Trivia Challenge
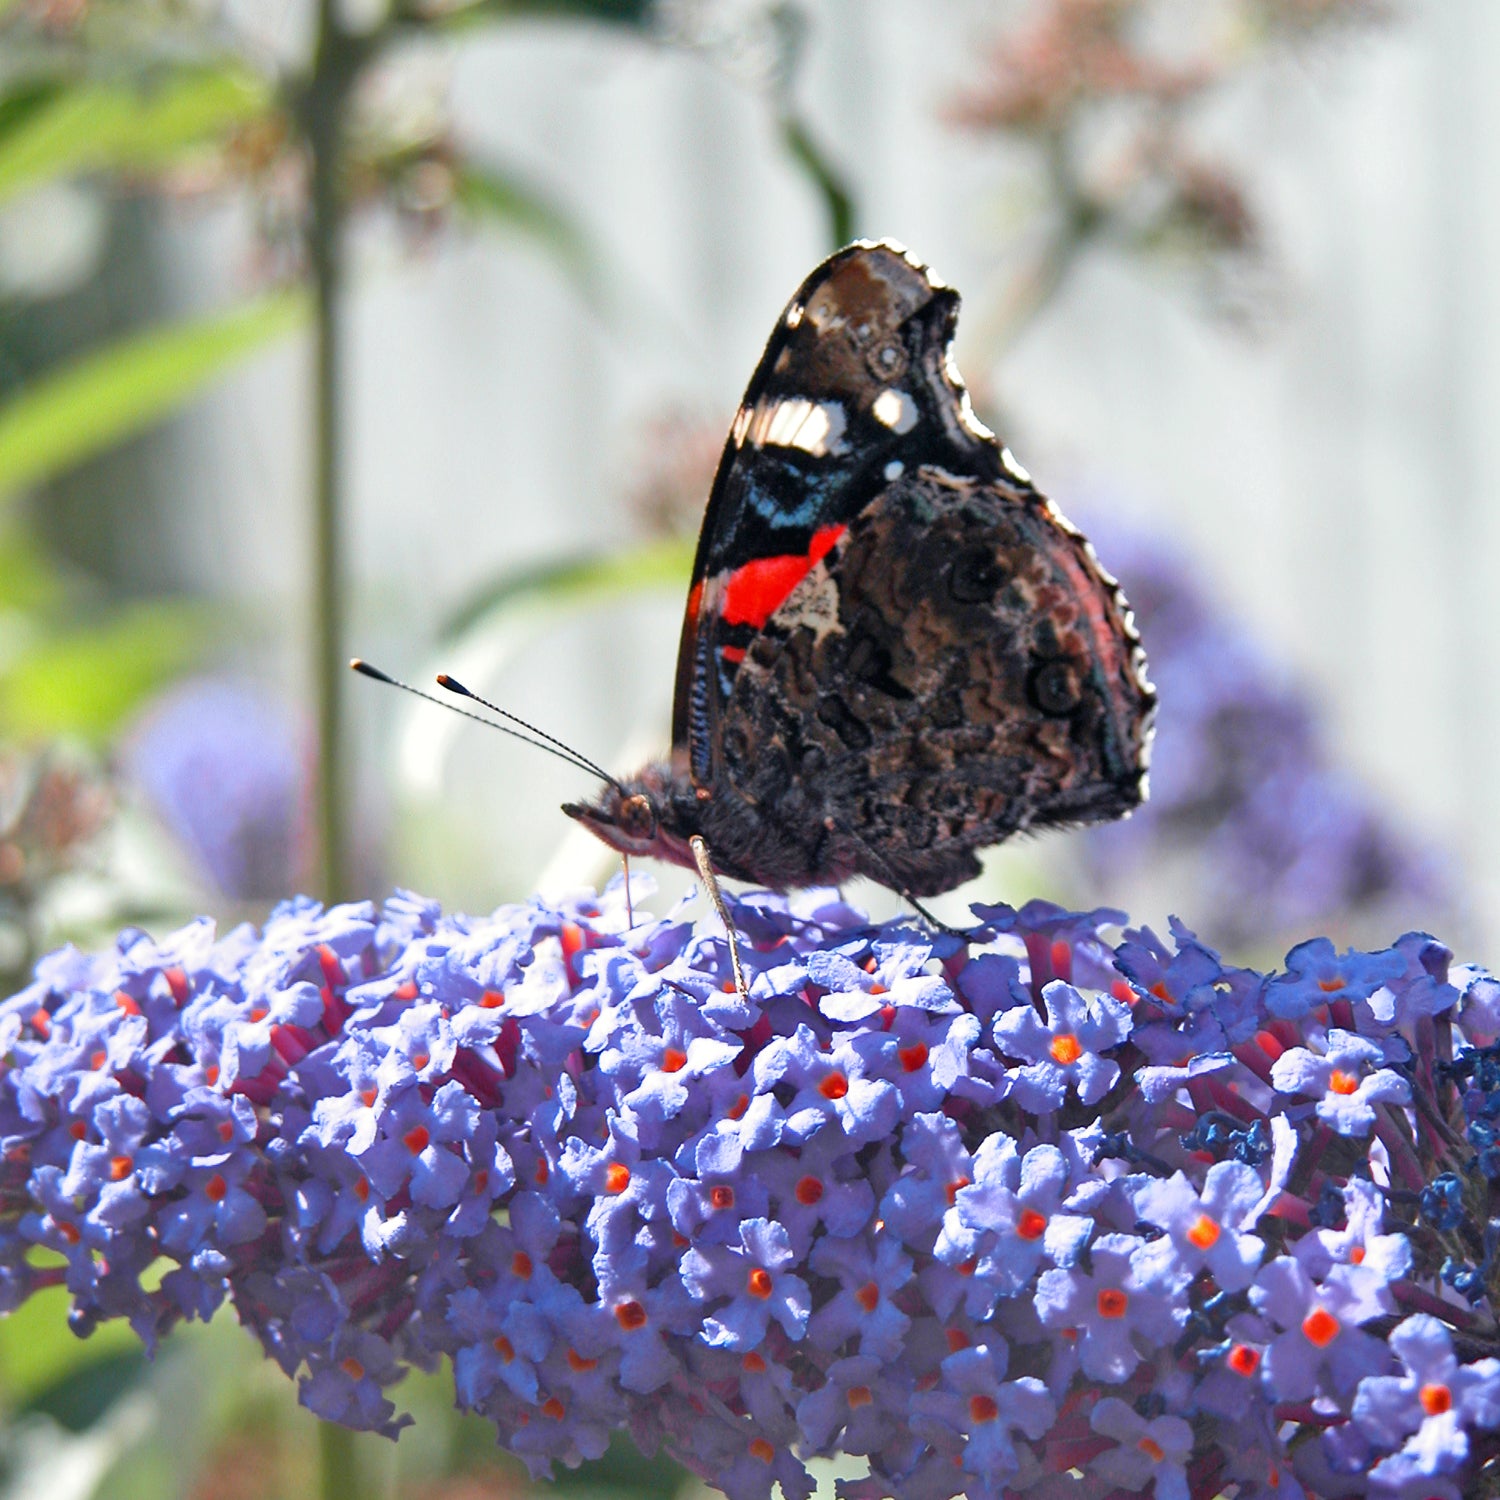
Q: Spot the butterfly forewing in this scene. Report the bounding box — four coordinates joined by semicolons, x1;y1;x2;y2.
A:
672;242;1003;788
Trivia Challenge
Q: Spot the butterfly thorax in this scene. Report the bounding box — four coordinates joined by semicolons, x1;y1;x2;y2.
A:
562;759;861;891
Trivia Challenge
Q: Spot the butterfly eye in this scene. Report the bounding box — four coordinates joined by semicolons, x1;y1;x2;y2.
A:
1028;659;1083;717
617;794;657;840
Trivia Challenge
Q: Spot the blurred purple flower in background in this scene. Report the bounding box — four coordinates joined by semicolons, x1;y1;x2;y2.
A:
1070;509;1452;951
125;678;306;902
4;880;1500;1497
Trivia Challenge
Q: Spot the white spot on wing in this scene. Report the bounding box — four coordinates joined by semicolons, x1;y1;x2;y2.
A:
746;397;847;457
872;388;917;433
884;459;904;481
786;303;803;328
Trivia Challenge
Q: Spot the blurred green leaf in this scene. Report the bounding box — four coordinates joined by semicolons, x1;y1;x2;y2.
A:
0;79;65;151
0;66;273;205
453;162;597;295
440;536;693;641
434;0;653;30
553;1433;688;1497
0;526;62;613
0;599;213;740
0;290;308;502
24;1347;149;1432
0;1282;141;1408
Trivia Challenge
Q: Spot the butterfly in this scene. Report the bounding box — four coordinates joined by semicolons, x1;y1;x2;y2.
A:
562;240;1155;928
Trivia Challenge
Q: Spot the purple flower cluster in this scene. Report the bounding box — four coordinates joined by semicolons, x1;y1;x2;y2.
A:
3;881;1500;1498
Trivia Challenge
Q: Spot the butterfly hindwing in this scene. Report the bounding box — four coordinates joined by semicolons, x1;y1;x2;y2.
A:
671;241;1006;787
713;464;1152;895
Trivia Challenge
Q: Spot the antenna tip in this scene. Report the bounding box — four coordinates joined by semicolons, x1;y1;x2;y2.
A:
436;673;473;698
350;658;391;683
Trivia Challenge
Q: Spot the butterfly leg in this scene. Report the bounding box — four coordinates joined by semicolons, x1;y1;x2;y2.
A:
622;852;634;927
902;892;990;941
689;834;748;1000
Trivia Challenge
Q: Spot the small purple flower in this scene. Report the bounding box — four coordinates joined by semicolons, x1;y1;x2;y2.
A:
1270;1027;1411;1135
1265;938;1408;1021
1353;1315;1500;1485
1250;1256;1394;1401
1129;1162;1267;1292
1090;1395;1195;1500
909;1343;1054;1488
993;980;1130;1110
1034;1233;1190;1383
682;1218;811;1351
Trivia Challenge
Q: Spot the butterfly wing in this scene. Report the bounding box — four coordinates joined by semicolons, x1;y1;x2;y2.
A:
715;467;1155;895
672;240;1003;788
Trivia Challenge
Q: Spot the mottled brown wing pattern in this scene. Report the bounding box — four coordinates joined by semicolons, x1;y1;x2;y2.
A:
715;468;1154;896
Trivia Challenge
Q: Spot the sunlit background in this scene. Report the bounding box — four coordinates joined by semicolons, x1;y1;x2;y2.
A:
0;0;1492;1494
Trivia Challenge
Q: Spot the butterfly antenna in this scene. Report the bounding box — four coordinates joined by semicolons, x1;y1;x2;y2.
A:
350;659;619;788
435;672;622;789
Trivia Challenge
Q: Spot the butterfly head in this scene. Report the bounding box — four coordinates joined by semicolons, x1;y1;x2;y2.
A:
562;760;701;869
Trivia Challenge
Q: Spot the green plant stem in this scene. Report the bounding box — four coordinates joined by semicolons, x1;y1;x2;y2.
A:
302;0;366;903
318;1421;360;1500
780;110;854;251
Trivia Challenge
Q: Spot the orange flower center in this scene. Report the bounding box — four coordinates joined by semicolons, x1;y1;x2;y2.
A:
1049;1033;1082;1065
968;1394;999;1424
1097;1288;1128;1319
848;1385;873;1409
1301;1307;1340;1347
1138;1436;1165;1463
605;1163;631;1194
615;1300;647;1331
1328;1069;1360;1096
747;1268;773;1299
1016;1209;1047;1241
1186;1214;1221;1250
1227;1344;1260;1377
1421;1383;1453;1416
820;1072;850;1100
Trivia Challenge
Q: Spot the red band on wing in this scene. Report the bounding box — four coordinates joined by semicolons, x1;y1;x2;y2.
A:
718;524;847;631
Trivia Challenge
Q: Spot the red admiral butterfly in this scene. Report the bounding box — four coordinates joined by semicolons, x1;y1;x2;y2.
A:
563;240;1155;917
